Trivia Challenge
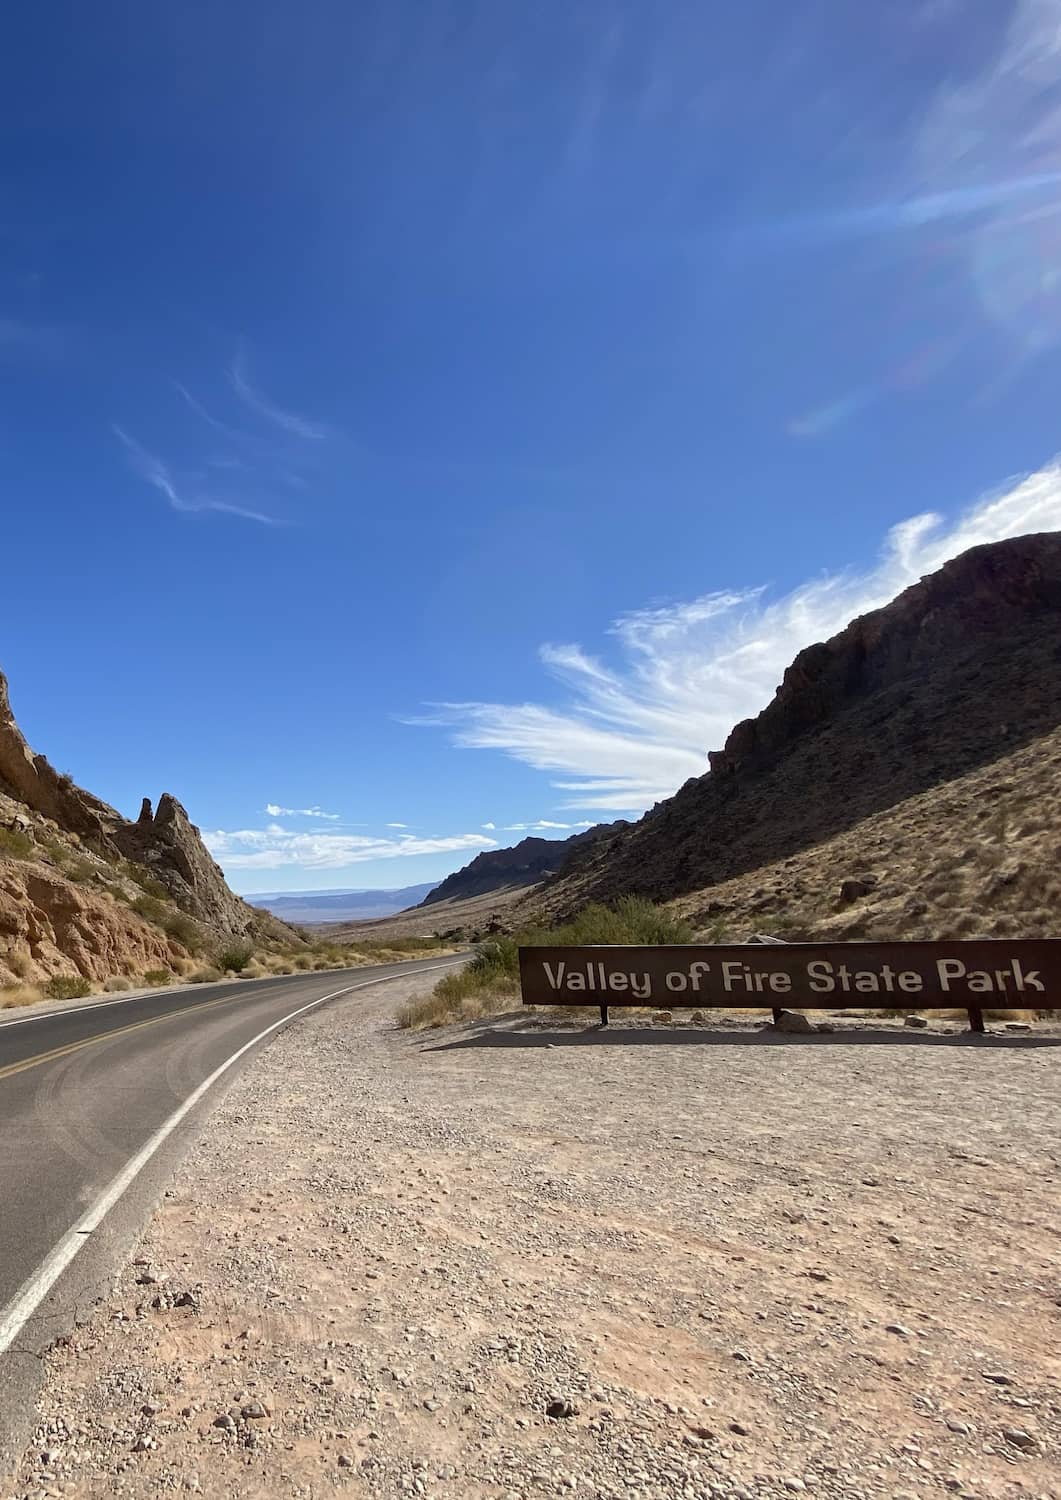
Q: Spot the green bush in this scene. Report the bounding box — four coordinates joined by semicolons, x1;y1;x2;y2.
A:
62;856;97;883
44;974;92;1000
216;943;253;973
131;893;168;925
121;862;170;901
141;968;172;987
162;911;204;951
0;827;35;860
399;898;693;1029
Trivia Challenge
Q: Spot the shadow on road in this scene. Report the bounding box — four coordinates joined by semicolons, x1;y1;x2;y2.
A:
420;1013;1061;1053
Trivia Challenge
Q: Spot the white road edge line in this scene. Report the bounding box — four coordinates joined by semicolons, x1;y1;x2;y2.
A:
0;960;461;1356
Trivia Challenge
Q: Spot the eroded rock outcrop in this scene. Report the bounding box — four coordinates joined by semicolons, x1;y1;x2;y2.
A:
112;794;255;936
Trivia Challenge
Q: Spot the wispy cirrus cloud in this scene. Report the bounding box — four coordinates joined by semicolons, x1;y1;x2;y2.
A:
117;343;329;527
419;461;1061;812
501;819;595;832
203;824;496;872
113;426;282;526
265;802;340;820
229;347;327;441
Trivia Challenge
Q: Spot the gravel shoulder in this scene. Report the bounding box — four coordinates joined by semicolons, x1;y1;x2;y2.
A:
5;979;1060;1500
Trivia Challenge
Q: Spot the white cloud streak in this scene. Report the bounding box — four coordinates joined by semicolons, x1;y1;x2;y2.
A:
203;825;497;872
113;426;281;526
265;803;340;820
501;819;596;831
424;462;1061;812
229;349;327;441
385;821;409;828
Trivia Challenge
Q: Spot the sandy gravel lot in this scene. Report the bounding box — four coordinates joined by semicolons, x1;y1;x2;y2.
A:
4;978;1060;1500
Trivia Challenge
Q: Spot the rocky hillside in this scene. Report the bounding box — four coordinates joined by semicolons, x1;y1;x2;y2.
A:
0;668;294;987
540;532;1061;916
419;823;626;907
670;721;1061;945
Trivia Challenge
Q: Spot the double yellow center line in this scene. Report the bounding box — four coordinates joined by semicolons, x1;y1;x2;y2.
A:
0;992;243;1085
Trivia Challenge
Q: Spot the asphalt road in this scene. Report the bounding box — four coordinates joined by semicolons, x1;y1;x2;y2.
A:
0;956;463;1468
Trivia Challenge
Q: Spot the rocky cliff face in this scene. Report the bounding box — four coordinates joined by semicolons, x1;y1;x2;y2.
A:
0;863;184;984
0;667;291;984
0;671;115;846
544;532;1061;911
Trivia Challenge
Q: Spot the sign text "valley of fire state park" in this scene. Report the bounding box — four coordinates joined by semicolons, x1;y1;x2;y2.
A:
518;940;1061;1008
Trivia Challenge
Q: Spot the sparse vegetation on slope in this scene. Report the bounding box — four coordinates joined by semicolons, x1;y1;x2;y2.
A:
670;723;1061;957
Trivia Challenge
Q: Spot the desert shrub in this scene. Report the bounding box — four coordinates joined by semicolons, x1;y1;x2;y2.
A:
141;968;172;987
161;911;204;951
1;982;44;1008
103;975;132;992
44;974;92;1000
398;898;692;1030
0;827;34;860
190;965;224;984
131;893;168;925
354;935;449;958
121;862;170;901
216;943;253;973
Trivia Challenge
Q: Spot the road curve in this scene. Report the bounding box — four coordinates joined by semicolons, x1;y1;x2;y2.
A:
0;957;464;1466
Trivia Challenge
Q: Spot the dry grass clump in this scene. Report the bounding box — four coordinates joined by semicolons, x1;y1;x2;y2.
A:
103;975;132;992
189;966;224;984
0;982;44;1009
5;949;33;980
397;972;520;1031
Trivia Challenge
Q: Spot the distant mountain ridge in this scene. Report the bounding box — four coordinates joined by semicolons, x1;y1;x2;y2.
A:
248;883;437;924
418;824;627;908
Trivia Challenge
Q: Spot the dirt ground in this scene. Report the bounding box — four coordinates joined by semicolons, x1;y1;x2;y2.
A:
5;978;1060;1500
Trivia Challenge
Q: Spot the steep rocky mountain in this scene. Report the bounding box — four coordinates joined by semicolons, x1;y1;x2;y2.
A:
539;532;1061;915
0;668;293;986
419;823;626;908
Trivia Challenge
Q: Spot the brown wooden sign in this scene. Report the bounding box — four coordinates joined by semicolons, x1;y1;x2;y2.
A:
519;940;1059;1027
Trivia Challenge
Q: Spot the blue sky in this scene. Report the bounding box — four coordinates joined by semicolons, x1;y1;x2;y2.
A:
3;1;1061;894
